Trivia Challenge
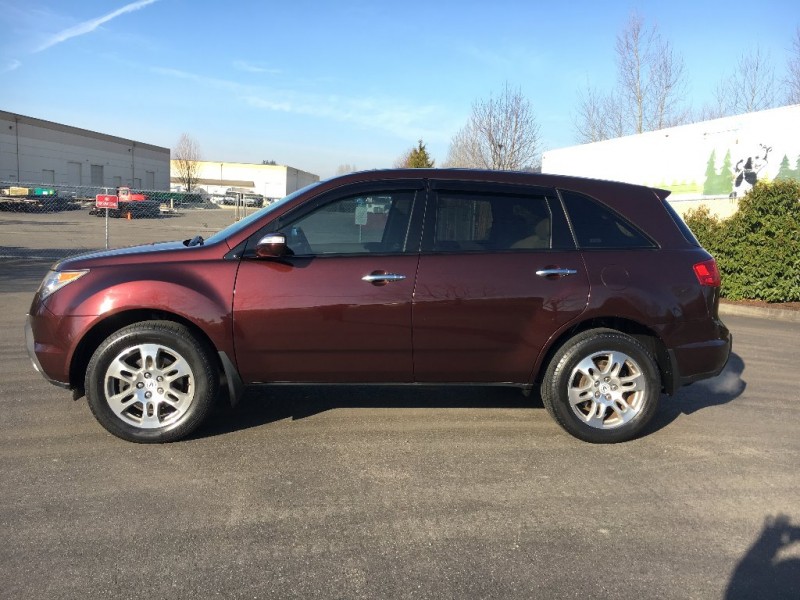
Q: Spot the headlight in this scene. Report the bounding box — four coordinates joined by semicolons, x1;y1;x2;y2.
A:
38;269;89;300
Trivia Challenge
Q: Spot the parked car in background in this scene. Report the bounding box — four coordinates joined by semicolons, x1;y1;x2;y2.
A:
26;169;731;444
219;192;264;207
242;193;264;207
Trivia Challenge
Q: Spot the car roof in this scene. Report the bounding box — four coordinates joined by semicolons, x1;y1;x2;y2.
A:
319;168;670;199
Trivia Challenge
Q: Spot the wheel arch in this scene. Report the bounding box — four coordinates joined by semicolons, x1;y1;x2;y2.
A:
533;316;676;395
69;309;226;397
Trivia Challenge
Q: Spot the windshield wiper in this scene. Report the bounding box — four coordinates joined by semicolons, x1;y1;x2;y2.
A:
184;235;204;247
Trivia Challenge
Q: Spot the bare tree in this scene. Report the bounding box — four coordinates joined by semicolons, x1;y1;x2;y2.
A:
573;86;625;143
445;83;541;170
335;164;357;175
723;47;777;114
393;149;412;168
697;81;730;121
786;27;800;105
702;47;777;119
173;133;202;192
574;13;688;141
647;35;691;129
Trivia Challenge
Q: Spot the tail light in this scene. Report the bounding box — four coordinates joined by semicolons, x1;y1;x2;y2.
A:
693;259;721;287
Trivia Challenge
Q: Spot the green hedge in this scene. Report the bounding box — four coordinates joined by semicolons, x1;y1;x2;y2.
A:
683;180;800;302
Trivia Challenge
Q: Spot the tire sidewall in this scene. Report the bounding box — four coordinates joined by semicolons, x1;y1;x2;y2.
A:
85;322;216;443
543;332;660;443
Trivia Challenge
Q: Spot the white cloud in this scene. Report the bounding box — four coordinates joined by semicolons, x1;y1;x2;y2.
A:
243;93;449;141
1;59;21;73
233;61;281;75
152;65;453;141
36;0;159;52
151;66;243;91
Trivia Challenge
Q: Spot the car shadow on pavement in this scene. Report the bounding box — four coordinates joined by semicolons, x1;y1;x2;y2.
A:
195;384;538;439
642;351;746;436
195;353;745;441
725;514;800;599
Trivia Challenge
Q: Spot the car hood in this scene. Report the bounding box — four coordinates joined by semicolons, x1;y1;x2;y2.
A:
54;241;196;270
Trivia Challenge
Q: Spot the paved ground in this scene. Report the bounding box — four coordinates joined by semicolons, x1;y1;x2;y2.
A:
0;204;239;258
1;208;798;599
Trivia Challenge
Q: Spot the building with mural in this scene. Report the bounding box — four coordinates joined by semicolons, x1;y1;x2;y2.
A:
542;105;800;218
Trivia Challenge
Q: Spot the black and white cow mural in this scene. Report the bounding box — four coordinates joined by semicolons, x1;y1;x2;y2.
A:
731;144;771;198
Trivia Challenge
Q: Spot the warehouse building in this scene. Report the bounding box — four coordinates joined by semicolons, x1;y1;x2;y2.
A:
0;110;170;190
170;160;319;201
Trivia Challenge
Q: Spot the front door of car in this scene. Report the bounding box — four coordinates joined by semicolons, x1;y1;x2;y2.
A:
412;185;590;384
232;184;423;383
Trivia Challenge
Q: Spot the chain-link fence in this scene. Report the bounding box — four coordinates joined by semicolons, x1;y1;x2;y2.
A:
1;181;264;264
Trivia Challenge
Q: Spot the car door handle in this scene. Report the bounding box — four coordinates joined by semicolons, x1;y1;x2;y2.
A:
362;272;407;285
535;268;577;278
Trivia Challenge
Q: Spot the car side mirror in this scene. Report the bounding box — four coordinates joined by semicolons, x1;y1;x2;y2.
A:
255;233;289;258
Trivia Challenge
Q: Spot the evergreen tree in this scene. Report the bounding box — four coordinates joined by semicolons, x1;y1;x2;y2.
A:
406;139;435;168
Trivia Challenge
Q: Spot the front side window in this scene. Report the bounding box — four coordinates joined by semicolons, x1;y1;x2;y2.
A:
278;191;415;256
432;192;552;252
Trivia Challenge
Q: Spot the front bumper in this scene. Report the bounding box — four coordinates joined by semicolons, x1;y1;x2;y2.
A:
25;314;71;389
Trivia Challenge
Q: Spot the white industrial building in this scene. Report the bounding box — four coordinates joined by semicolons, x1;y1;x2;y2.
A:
542;105;800;219
170;160;319;201
0;110;170;190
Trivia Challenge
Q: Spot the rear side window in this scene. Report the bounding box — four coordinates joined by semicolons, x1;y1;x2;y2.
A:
432;192;552;252
561;191;655;249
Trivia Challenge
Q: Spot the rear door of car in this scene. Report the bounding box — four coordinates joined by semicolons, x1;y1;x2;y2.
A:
412;181;590;383
232;180;424;383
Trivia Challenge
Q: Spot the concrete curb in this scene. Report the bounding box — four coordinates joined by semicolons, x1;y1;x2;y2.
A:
718;302;800;323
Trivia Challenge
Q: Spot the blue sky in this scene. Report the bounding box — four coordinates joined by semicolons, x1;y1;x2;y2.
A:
1;0;798;178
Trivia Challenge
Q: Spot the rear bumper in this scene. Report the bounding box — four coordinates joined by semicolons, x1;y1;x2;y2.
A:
669;325;732;390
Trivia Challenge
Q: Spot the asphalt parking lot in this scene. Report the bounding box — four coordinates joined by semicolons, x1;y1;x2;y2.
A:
1;208;798;599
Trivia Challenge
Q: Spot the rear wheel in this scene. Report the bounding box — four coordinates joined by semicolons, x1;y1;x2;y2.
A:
541;329;660;443
85;321;218;443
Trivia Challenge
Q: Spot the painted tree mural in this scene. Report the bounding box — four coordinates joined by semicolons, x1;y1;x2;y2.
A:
703;149;734;195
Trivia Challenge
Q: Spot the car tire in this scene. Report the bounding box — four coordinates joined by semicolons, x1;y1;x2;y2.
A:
541;329;660;443
85;321;218;443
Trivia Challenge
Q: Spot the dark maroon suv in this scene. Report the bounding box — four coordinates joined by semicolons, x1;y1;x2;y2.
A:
26;169;731;443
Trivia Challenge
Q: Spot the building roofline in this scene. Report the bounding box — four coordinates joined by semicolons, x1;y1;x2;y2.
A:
170;177;255;187
0;110;170;154
172;159;317;176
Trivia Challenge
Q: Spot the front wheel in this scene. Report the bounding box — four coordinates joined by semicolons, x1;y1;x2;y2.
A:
541;329;660;443
85;321;218;443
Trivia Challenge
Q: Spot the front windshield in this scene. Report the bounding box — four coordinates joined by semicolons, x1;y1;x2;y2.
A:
204;181;322;246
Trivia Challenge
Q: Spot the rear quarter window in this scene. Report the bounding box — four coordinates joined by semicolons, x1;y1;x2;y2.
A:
661;198;702;247
561;190;655;249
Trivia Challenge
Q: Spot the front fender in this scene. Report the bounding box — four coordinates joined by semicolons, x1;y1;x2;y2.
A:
38;262;239;382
